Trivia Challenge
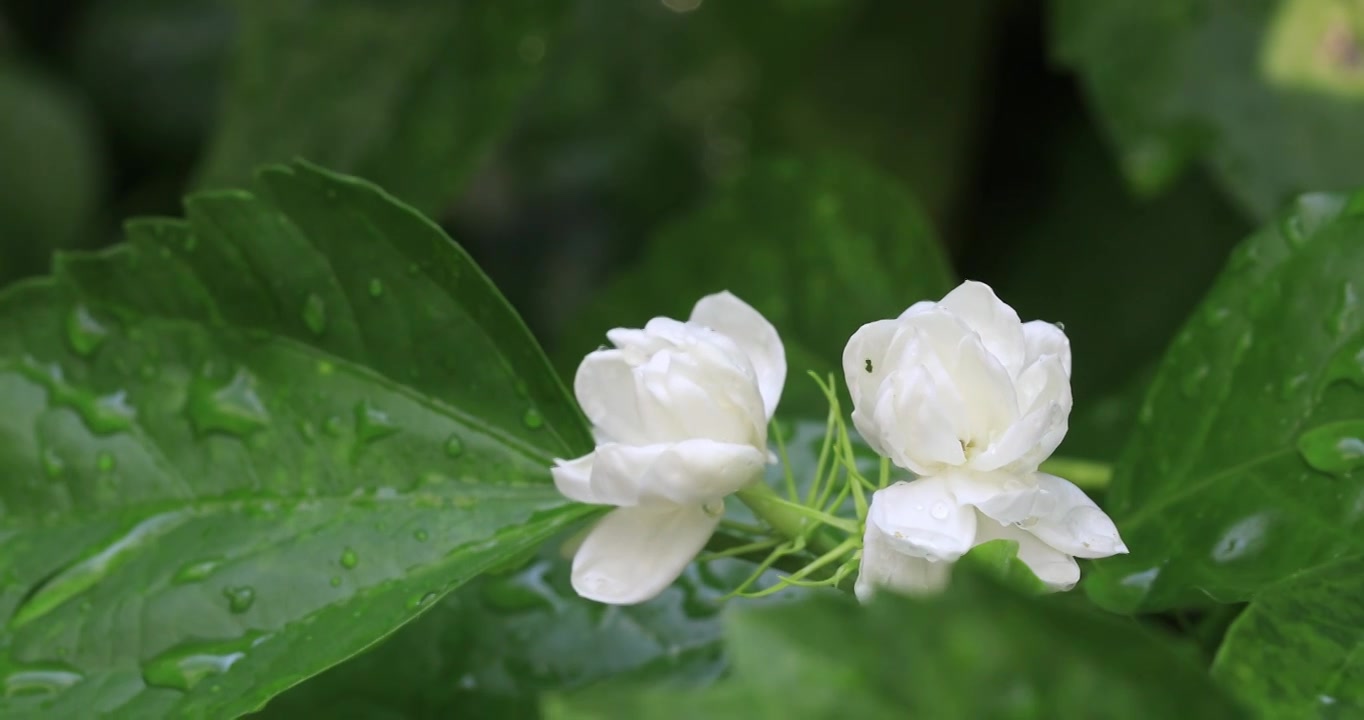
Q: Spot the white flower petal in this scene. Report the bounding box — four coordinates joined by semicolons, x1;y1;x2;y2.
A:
947;470;1041;525
592;440;766;506
1027;473;1128;559
949;334;1021;447
937;281;1026;375
571;503;719;604
1014;353;1071;415
972;401;1068;473
896;299;938;320
972;514;1081;591
868;478;977;562
690;291;786;420
634;350;766;446
873;365;967;474
551;453;599;504
843;318;901;453
574;350;650;445
1022;320;1072;377
856;521;952;602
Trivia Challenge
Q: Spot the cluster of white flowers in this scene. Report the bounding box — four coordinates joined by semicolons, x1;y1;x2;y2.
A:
553;281;1125;605
845;282;1126;599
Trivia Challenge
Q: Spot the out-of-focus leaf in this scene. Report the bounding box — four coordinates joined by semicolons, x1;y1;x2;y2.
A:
195;0;565;215
555;155;954;418
548;572;1244;719
1213;554;1364;717
0;61;102;285
0;161;593;717
1052;0;1364;218
1085;188;1364;613
70;0;233;161
962;117;1249;459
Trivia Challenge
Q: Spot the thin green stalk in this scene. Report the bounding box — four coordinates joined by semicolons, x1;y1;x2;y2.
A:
1039;456;1113;490
771;419;799;501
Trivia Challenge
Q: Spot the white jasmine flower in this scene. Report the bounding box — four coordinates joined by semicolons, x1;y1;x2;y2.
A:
856;471;1128;600
552;292;785;605
843;281;1072;477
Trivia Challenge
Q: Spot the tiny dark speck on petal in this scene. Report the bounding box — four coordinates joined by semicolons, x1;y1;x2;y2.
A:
864;359;874;373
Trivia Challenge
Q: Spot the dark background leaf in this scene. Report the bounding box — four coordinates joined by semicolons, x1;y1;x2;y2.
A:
555;154;954;418
549;571;1245;719
1052;0;1364;218
193;0;565;216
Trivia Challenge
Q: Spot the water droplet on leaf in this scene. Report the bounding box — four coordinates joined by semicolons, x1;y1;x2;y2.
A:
522;407;544;429
444;434;464;458
96;451;115;472
301;293;327;335
0;659;82;698
368;278;383;297
65;305;109;357
173;558;223;584
141;634;262;691
41;448;64;478
1179;364;1209;399
353;401;399;445
187;368;270;437
1297;421;1364;475
222;586;256;614
413;529;429;542
339;547;359;569
1326;282;1359;339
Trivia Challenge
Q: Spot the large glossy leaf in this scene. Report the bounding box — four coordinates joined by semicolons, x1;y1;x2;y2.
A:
1052;0;1364;218
548;572;1244;719
555;155;954;417
194;0;564;214
0;161;593;717
1212;554;1364;717
1085;189;1364;613
253;417;860;717
255;552;750;719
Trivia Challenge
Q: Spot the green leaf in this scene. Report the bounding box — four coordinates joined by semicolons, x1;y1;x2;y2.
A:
1212;554;1364;717
194;0;564;214
255;551;757;719
1052;0;1364;218
1085;189;1364;613
556;155;954;417
0;161;592;717
548;571;1245;719
958;541;1050;596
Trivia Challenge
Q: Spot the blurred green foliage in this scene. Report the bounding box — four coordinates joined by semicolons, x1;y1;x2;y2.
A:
3;0;1364;718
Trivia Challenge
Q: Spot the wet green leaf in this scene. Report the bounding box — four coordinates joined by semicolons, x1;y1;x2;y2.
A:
1085;189;1364;613
1212;554;1364;717
0;161;591;717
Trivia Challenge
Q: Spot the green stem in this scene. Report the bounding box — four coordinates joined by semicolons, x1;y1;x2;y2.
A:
737;483;846;556
1038;456;1113;490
